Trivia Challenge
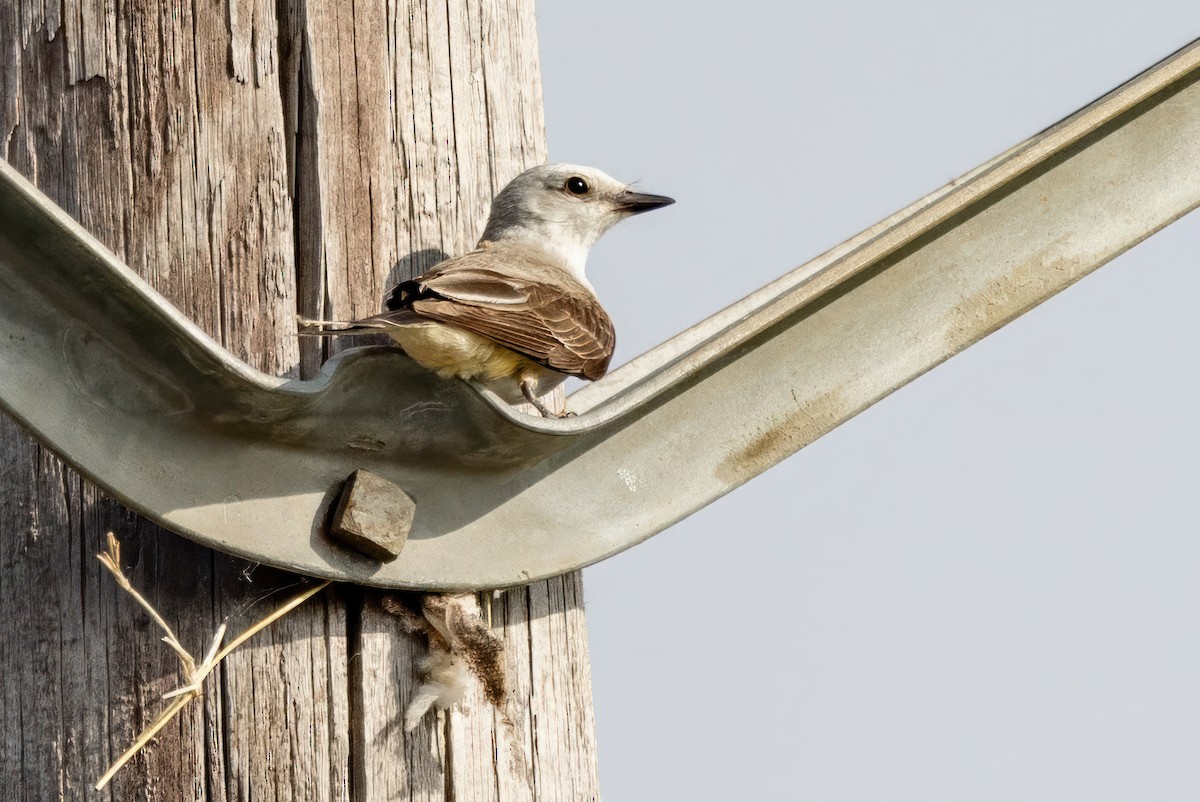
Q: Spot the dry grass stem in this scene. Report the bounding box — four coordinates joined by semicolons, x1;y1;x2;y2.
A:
94;532;331;790
97;533;196;677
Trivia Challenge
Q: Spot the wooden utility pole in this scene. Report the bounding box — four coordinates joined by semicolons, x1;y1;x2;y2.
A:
0;1;598;799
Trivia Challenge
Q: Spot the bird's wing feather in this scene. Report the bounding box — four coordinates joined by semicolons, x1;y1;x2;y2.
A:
379;248;615;380
402;266;530;305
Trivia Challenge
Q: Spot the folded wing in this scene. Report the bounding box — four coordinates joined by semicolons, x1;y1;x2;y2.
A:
381;246;615;381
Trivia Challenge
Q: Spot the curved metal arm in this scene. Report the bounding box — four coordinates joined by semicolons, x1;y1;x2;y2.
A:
2;41;1198;589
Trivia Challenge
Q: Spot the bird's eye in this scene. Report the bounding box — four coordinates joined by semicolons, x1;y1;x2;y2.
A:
565;176;590;196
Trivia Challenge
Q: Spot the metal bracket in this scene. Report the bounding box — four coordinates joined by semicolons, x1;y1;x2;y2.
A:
1;41;1198;589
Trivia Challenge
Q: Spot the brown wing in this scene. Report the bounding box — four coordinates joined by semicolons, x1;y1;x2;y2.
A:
380;247;615;381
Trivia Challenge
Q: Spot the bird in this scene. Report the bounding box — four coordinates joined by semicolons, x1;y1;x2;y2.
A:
298;164;674;417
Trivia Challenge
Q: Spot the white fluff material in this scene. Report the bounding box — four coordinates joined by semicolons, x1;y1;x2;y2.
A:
403;648;470;732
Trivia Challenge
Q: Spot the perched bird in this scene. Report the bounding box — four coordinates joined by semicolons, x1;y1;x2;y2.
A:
298;164;673;417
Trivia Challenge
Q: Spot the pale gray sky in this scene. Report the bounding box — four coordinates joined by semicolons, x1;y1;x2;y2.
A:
538;4;1200;800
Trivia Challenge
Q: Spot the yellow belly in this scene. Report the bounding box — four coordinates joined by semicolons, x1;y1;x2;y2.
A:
387;321;533;382
387;321;567;405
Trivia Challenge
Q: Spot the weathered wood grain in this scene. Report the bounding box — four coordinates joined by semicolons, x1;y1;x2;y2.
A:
1;0;349;798
1;0;599;798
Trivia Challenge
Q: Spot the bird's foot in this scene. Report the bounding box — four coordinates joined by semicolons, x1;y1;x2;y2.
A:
520;378;558;418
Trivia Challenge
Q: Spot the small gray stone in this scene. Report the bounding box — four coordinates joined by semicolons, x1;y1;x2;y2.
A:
328;469;415;562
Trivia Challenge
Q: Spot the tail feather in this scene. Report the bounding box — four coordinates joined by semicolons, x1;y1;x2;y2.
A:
295;314;391;337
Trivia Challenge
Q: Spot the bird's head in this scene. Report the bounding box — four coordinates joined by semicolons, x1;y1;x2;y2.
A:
480;164;674;282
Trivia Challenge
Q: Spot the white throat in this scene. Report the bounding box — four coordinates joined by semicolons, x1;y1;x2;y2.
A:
481;224;596;291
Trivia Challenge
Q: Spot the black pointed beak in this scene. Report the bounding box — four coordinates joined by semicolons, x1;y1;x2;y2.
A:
616;190;675;214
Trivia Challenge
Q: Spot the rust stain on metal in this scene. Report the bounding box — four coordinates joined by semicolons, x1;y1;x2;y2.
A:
715;386;849;485
945;249;1089;350
346;435;387;452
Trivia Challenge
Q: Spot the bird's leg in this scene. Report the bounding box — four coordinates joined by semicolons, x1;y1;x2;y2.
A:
520;377;558;418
